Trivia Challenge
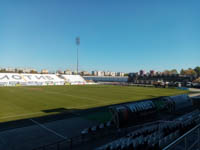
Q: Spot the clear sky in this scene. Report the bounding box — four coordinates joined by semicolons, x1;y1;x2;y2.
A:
0;0;199;72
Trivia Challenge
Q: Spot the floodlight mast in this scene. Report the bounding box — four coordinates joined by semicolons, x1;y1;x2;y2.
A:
76;37;80;75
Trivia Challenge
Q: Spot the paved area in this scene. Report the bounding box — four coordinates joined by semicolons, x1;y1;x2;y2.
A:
0;117;97;150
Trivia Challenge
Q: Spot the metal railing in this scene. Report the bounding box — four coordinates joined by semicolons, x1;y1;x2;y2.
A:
163;124;200;150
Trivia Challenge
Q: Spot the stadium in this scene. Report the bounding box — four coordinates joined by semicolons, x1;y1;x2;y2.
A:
1;1;200;150
0;72;200;150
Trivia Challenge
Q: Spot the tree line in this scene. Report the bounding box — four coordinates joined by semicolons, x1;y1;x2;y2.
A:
163;66;200;77
180;66;200;76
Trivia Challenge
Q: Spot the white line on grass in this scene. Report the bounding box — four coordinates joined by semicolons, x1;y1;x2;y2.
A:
29;119;67;140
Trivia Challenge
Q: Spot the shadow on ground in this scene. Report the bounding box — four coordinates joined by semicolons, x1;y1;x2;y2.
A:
0;103;113;133
0;95;173;133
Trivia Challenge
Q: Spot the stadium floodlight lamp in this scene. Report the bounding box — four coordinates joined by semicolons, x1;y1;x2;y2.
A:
76;37;80;74
76;37;80;46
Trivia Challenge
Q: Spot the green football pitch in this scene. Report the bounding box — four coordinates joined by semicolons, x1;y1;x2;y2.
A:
0;85;188;122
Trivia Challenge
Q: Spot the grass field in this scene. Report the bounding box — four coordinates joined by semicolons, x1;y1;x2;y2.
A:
0;85;188;122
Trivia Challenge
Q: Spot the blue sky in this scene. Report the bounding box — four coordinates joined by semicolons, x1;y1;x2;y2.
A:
0;0;199;72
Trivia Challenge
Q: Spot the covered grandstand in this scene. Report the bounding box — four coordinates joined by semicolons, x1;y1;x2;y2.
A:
61;75;87;85
0;73;87;86
83;76;128;83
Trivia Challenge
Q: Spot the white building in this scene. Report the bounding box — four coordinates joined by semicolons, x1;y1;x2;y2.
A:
22;68;37;73
41;69;49;74
64;70;72;75
104;71;110;76
117;72;125;77
97;71;104;76
91;71;97;76
110;72;116;77
139;70;146;76
5;68;15;72
92;71;104;76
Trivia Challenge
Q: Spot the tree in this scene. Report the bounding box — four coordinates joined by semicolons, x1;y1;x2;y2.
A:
180;69;185;75
163;69;178;75
18;70;23;73
0;69;6;73
124;73;129;76
194;77;200;83
163;70;170;75
180;68;197;76
30;70;38;74
170;69;178;74
187;68;197;76
194;66;200;77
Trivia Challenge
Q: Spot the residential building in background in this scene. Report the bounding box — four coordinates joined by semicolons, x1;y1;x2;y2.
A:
91;71;125;77
110;72;116;77
150;70;156;76
80;71;90;76
92;71;97;76
56;70;64;74
97;71;104;76
104;71;110;76
5;68;15;72
139;70;146;76
117;72;125;77
41;69;48;74
64;70;72;75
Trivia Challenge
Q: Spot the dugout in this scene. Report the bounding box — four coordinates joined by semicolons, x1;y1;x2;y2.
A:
109;100;157;128
109;94;192;128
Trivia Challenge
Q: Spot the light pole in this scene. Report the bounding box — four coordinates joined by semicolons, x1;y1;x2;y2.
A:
76;37;80;75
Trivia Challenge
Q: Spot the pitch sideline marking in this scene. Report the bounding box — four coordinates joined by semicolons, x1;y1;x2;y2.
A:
30;119;67;140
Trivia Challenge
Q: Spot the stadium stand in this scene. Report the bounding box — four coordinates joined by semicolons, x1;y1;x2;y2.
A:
61;75;87;85
95;110;200;150
0;73;87;86
0;73;26;86
81;121;115;136
83;76;128;83
21;73;65;86
72;94;198;150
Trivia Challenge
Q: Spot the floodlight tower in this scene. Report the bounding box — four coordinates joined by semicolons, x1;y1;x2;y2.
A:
76;37;80;75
